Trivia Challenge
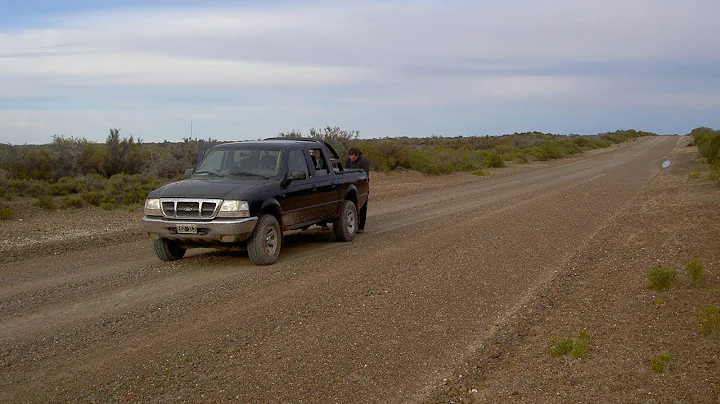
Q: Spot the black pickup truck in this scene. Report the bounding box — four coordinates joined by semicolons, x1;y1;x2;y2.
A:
141;138;369;265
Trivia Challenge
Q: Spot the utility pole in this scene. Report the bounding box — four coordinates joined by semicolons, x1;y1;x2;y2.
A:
190;121;193;138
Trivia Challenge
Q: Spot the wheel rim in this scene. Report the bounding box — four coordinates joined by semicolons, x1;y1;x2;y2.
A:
264;227;278;255
345;208;356;233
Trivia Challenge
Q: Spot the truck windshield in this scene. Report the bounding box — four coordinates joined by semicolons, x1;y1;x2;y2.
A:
194;148;283;179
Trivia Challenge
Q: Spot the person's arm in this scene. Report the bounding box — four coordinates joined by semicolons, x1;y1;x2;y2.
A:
359;155;371;173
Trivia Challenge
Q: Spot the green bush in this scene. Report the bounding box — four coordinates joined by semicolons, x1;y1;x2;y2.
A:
0;205;12;220
487;152;505;168
50;176;86;196
696;306;720;338
82;191;106;207
686;259;705;287
647;266;677;292
549;328;591;359
23;181;52;198
405;148;459;175
34;195;57;210
100;202;116;210
649;353;673;374
60;194;87;209
690;127;720;165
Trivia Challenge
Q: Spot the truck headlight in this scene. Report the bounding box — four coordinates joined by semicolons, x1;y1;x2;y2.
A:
144;198;161;216
218;200;250;218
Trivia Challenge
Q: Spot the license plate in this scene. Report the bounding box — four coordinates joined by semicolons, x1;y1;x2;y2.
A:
176;224;197;234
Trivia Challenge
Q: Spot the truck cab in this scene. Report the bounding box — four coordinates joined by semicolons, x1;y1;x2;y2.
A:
141;138;369;265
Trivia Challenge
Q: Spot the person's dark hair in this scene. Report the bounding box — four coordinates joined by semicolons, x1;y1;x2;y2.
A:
348;147;361;156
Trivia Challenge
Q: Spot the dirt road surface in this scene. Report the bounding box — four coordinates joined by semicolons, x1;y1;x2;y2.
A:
1;135;718;403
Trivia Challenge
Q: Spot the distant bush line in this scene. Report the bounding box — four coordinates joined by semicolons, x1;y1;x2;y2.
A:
689;127;720;171
0;126;678;212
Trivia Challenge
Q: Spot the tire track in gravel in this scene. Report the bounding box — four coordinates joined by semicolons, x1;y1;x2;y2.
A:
0;136;678;403
0;137;666;343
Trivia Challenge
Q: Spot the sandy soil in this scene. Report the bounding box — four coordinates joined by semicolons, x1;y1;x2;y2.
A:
0;135;718;403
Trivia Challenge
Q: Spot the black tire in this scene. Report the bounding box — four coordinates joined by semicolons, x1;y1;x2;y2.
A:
247;214;282;265
333;200;357;242
152;239;186;261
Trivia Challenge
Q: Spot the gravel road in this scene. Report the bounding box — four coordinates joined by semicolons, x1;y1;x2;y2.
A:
2;135;718;403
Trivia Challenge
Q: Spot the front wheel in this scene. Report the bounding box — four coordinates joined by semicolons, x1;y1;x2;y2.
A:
152;239;186;261
247;214;282;265
333;200;357;242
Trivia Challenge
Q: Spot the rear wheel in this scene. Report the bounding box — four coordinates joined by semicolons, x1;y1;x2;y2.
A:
248;214;282;265
333;200;357;242
152;239;186;261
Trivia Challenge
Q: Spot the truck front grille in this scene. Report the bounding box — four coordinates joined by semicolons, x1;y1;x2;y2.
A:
160;198;222;219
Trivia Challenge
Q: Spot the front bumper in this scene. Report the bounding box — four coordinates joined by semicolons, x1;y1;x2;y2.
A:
141;216;258;243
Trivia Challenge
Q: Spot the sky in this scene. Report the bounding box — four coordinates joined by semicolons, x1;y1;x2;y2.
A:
1;0;719;145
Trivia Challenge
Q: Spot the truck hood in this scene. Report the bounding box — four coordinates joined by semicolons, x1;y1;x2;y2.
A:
151;179;262;200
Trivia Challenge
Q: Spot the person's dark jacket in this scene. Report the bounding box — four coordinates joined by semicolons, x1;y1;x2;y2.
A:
344;154;370;175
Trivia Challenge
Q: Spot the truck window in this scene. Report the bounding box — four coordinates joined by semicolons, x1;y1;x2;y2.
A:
309;148;329;176
288;150;309;178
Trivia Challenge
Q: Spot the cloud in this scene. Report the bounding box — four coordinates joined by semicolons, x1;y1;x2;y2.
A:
1;0;719;143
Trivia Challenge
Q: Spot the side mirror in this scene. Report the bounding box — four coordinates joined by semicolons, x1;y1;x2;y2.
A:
291;170;307;180
281;170;307;188
185;168;195;177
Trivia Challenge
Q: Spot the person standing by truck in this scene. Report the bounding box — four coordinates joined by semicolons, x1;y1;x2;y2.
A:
344;147;370;233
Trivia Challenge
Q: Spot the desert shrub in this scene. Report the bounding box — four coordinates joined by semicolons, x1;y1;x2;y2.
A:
100;202;116;210
690;127;720;165
22;181;53;198
531;145;551;161
649;353;673;374
49;135;105;180
82;191;107;207
369;140;411;171
0;205;12;220
103;174;163;206
696;306;720;338
34;195;57;210
531;140;582;161
599;129;657;144
0;177;7;198
686;259;705;287
647;266;677;292
549;328;590;359
405;148;457;175
60;194;87;209
51;176;86;196
77;173;107;192
103;128;144;177
486;152;505;168
142;148;188;179
5;145;53;181
6;179;27;195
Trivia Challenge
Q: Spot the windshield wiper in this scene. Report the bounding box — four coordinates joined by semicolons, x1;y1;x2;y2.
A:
193;171;223;178
230;171;271;179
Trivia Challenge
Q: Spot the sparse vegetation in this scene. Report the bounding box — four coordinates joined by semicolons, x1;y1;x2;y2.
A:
0;127;661;209
0;205;12;220
649;353;673;374
690;127;720;182
33;195;57;210
696;306;720;338
686;259;705;287
688;172;701;179
647;266;677;292
549;328;591;360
